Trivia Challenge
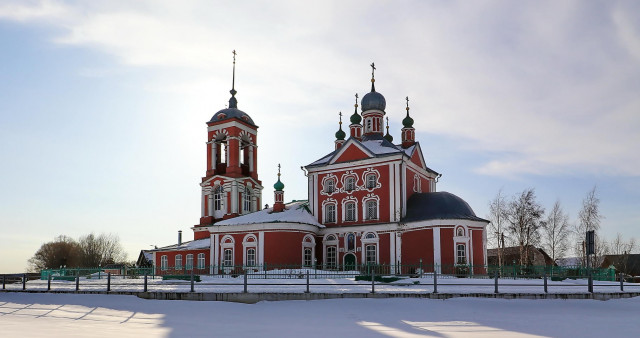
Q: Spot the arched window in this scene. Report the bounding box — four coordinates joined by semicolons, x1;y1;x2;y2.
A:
364;232;376;239
361;232;379;265
414;175;421;193
345;202;356;222
365;199;378;220
324;203;337;223
457;227;465;237
175;254;182;270
197;253;205;269
243;186;252;213
345;177;355;191
326;234;337;241
214;185;223;211
246;248;256;266
325;179;335;194
186;254;194;270
302;235;315;267
161;255;168;271
223;249;233;267
366;174;377;189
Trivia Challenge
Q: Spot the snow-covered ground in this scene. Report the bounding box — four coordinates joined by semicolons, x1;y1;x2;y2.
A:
7;274;640;294
1;292;639;337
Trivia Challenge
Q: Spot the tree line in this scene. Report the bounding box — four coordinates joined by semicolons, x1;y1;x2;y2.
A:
28;233;128;272
488;187;636;266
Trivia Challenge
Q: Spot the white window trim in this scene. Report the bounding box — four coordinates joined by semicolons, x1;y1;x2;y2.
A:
340;171;359;193
362;194;380;221
323;234;339;269
186;254;194;270
302;235;316;267
320;174;338;196
361;167;382;191
341;196;358;223
175;254;183;270
160;255;168;271
361;232;380;264
197;253;206;269
322;198;338;224
242;234;258;268
220;235;235;271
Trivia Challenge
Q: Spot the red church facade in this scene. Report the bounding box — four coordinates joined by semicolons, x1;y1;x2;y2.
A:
148;59;488;275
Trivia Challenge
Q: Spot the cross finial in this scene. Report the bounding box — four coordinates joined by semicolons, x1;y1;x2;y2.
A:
277;163;281;177
354;93;359;108
339;111;343;125
229;50;238;108
406;96;410;111
370;62;376;92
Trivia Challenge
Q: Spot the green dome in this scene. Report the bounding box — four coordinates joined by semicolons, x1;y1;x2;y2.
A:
335;126;346;140
402;112;414;128
384;132;394;143
350;111;362;124
273;177;284;191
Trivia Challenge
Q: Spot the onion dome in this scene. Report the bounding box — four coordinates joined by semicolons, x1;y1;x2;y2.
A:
350;93;362;124
384;117;394;143
335;112;346;140
361;62;386;112
274;164;285;191
402;96;414;128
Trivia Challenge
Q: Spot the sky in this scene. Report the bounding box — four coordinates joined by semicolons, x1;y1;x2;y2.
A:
1;0;639;273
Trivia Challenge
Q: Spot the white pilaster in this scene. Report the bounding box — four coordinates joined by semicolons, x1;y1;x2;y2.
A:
433;227;441;273
388;163;395;221
211;234;219;274
389;232;396;265
210;142;216;170
395;232;402;265
249;146;254;172
207;194;213;217
394;162;401;220
231;181;238;214
258;231;265;267
201;192;205;217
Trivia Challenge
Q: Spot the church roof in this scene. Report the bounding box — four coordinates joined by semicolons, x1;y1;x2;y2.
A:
402;191;489;223
208;107;256;126
306;135;437;176
215;201;324;228
154;238;211;252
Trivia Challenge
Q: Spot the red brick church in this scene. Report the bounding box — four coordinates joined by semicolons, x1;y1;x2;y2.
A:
143;56;488;275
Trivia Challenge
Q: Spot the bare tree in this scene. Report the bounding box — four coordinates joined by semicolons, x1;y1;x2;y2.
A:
78;233;128;267
573;186;603;266
488;189;508;267
541;200;570;263
27;235;81;271
610;233;637;255
506;188;545;265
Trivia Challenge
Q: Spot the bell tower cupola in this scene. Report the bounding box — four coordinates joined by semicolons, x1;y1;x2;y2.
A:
349;93;363;140
401;96;416;148
361;63;386;137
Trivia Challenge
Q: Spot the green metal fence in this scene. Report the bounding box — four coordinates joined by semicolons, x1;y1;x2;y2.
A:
40;264;616;281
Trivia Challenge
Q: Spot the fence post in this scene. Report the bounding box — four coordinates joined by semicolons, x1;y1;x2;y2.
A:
2;275;5;290
75;275;79;292
22;274;27;290
371;270;375;294
144;274;148;293
107;272;111;292
620;273;624;292
433;268;438;294
243;270;248;293
190;270;195;293
494;272;499;294
543;271;548;294
47;274;51;291
305;271;310;293
264;263;267;279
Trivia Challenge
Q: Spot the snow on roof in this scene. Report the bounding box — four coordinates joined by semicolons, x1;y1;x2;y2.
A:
215;201;324;228
156;238;211;252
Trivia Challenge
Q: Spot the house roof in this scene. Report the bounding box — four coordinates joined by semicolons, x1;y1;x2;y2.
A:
215;201;324;228
154;238;211;252
402;191;488;223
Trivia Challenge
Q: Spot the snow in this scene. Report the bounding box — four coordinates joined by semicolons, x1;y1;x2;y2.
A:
215;201;323;227
1;292;639;337
152;238;211;251
360;139;401;155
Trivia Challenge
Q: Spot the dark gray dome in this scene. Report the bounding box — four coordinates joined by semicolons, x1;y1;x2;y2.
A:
208;108;255;126
402;192;488;223
361;91;386;112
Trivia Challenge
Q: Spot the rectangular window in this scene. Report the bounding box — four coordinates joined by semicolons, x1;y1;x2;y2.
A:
326;246;337;269
197;253;206;269
303;248;312;267
325;179;335;194
214;187;222;211
345;202;356;221
186;254;194;270
457;244;466;265
175;254;182;270
345;177;355;191
161;255;168;271
366;200;377;220
223;249;233;267
246;248;256;266
365;245;376;264
366;174;376;189
325;204;336;223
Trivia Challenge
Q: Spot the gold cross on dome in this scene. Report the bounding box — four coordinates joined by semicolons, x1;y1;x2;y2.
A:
370;62;376;79
406;96;410;110
277;163;281;176
232;50;236;63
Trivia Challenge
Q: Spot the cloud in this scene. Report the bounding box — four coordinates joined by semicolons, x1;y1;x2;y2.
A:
2;0;639;177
